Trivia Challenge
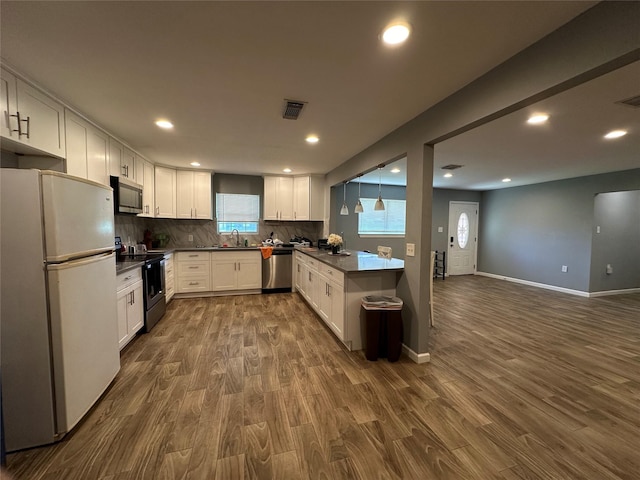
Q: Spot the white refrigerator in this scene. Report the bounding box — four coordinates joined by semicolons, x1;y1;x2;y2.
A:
1;169;120;451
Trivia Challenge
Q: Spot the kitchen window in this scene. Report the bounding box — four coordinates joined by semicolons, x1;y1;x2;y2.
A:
358;198;406;236
216;193;260;233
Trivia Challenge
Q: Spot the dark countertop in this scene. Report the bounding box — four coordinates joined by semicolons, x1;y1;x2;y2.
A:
294;247;404;273
157;246;295;253
115;260;144;275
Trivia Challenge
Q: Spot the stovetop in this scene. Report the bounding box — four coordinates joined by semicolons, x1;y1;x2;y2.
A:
116;253;164;264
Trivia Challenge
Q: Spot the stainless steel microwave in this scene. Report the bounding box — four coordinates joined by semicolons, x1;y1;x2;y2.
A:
110;176;143;214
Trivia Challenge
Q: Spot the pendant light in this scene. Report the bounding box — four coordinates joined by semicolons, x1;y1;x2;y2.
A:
354;175;364;213
340;182;349;215
374;166;385;211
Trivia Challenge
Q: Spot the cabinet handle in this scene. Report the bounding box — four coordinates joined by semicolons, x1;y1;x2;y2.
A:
188;266;198;269
156;206;159;215
188;254;198;257
237;262;240;271
194;208;197;218
189;281;199;285
10;112;23;137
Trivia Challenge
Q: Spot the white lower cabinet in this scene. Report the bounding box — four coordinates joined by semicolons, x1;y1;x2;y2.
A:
176;251;211;293
211;251;261;291
164;253;174;302
116;268;144;350
295;252;346;342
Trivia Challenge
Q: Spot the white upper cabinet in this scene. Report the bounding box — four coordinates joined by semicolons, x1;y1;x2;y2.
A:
136;158;155;217
109;138;136;180
293;175;324;221
263;176;293;221
1;68;65;158
176;170;212;219
155;166;177;218
64;110;109;186
265;175;323;221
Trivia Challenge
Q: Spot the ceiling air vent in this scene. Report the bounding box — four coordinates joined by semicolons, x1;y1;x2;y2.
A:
616;94;640;109
282;100;306;120
441;164;464;170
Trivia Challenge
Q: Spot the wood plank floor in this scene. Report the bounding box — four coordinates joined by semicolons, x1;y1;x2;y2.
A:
6;276;640;479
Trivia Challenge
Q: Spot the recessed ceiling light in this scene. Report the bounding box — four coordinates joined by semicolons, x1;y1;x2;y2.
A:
604;129;627;139
443;173;453;178
390;168;401;173
382;23;411;45
283;168;292;173
502;178;512;183
155;119;174;129
527;114;549;125
190;162;200;167
306;135;319;144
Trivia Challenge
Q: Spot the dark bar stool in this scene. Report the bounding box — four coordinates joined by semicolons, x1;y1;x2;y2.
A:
361;300;403;362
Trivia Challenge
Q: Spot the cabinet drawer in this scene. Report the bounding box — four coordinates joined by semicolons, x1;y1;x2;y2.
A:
234;250;260;261
318;264;344;286
176;251;210;261
177;260;209;276
116;268;142;291
177;275;210;293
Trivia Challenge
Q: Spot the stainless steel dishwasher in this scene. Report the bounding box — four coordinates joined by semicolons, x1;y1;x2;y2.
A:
261;248;293;292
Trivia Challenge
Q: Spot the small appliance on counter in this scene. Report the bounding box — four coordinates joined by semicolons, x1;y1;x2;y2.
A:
290;236;312;247
317;238;330;250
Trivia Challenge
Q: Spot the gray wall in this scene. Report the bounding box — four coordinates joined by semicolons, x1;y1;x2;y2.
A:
478;169;640;292
330;182;407;258
590;190;640;292
325;2;640;354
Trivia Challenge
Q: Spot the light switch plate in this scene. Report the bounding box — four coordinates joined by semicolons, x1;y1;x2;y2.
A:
188;234;194;242
561;265;568;273
438;227;444;233
406;243;415;257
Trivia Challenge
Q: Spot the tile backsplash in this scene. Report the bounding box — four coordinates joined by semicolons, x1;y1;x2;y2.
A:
115;215;324;248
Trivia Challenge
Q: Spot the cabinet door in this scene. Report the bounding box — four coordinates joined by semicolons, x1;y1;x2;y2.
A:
263;176;278;220
138;160;155;217
193;171;212;219
293;176;310;221
16;79;65;157
122;147;136;180
317;276;331;323
155;166;176;218
211;257;237;291
116;289;129;349
176;170;194;219
86;125;108;186
65;111;108;185
0;68;17;140
329;280;345;339
128;281;144;334
277;176;294;220
307;266;319;309
64;111;88;179
108;137;124;177
236;257;261;289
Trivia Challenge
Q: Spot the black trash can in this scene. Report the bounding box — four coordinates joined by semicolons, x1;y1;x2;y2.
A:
361;297;403;362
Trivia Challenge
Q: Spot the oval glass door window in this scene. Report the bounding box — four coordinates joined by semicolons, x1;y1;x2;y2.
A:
457;212;469;248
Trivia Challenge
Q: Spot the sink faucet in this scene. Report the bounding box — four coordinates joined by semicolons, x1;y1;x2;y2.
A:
231;229;240;247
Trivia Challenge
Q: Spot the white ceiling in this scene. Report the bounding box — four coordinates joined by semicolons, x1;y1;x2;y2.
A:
0;1;599;185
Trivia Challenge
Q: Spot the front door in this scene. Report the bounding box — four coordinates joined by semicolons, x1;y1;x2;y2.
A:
448;202;478;275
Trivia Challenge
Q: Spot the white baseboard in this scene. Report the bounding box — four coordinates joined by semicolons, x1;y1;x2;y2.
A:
589;288;640;297
402;344;431;364
475;272;640;298
475;271;590;297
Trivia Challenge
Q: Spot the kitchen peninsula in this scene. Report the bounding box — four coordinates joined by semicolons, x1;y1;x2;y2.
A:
293;248;404;351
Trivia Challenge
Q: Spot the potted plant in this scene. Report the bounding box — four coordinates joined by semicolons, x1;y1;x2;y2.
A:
328;233;343;254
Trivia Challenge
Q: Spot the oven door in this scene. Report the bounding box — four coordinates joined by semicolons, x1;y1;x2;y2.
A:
143;258;166;332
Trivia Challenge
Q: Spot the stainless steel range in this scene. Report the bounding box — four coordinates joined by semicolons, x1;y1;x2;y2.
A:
117;253;166;332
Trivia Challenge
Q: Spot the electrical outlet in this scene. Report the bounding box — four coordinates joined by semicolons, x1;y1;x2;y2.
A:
406;243;415;257
188;234;194;242
596;225;601;234
561;265;568;273
606;264;613;274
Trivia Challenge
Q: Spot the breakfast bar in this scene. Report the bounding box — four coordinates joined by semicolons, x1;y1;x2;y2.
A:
293;248;404;351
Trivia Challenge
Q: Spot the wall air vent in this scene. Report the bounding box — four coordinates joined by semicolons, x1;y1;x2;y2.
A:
616;94;640;109
441;164;464;170
282;100;306;120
